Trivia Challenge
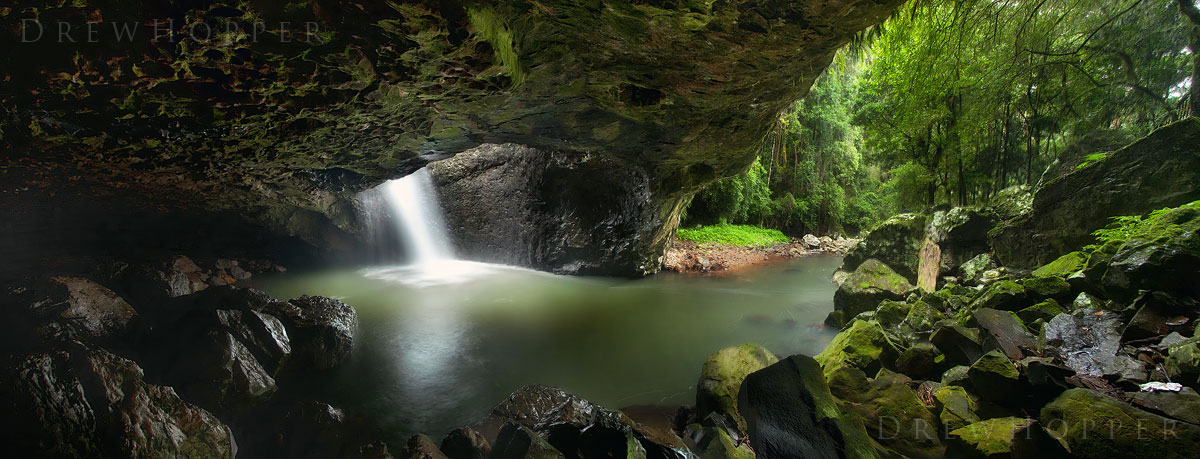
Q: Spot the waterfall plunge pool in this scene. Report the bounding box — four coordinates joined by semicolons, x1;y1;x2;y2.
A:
251;255;842;446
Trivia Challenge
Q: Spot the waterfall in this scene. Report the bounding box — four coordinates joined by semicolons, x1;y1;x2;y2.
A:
359;168;455;264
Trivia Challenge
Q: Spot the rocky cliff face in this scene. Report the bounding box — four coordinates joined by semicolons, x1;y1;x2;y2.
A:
2;0;903;274
990;118;1200;268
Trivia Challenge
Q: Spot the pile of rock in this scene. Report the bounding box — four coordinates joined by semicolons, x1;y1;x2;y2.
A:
798;234;859;255
1;256;375;458
758;199;1200;458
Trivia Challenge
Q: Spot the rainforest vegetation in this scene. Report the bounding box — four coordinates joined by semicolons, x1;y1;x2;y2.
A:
684;0;1197;236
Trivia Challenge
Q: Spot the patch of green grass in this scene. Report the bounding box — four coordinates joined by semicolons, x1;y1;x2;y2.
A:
675;223;788;246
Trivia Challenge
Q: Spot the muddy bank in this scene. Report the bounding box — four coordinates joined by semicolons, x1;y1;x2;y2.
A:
664;236;858;273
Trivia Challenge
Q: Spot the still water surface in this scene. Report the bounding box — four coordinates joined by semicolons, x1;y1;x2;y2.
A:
254;255;842;443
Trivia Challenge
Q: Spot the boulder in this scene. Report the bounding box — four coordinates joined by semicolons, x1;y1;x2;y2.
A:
990;185;1033;220
1018;276;1072;303
969;281;1027;311
930;321;984;366
895;342;946;380
1041;388;1200;458
681;424;753;459
803;234;822;248
1015;300;1064;327
164;326;279;414
1122;292;1197;341
737;355;879;459
945;417;1035;458
695;344;778;434
40;276;139;343
1129;386;1200;425
959;254;997;286
1030;252;1089;279
842;213;927;282
925;207;998;275
1164;337;1200;385
1102;200;1200;303
264;295;357;371
815;320;902;379
971;308;1036;361
834;369;944;459
490;424;565;459
967;351;1021;403
932;386;980;432
257;400;393;459
941;365;972;388
5;347;235;457
1044;309;1145;380
991;118;1200;268
442;427;491;459
406;434;450;459
831;259;915;327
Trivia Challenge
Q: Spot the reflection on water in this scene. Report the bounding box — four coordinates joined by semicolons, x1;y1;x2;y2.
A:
254;255;843;444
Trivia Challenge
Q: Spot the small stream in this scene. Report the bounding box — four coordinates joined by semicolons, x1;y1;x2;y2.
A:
253;255;842;444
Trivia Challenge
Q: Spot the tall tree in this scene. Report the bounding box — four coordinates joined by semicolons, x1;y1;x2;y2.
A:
1181;0;1200;115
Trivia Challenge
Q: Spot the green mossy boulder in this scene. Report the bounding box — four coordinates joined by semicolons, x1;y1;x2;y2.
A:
930;321;985;366
843;213;928;283
959;254;997;286
696;344;778;434
836;370;944;459
1041;388;1200;458
946;417;1034;458
1129;387;1200;426
1031;252;1089;278
941;366;972;387
933;386;980;432
1102;200;1200;303
815;320;901;379
970;281;1027;312
1018;276;1072;303
896;342;946;380
831;259;916;327
1164;337;1200;385
990;119;1200;269
739;355;880;459
1016;300;1064;326
967;351;1021;403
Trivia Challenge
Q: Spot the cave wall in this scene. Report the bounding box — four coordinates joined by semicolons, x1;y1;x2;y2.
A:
429;143;666;275
2;0;905;274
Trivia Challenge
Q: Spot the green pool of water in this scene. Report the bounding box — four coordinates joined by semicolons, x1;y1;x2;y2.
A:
253;255;842;444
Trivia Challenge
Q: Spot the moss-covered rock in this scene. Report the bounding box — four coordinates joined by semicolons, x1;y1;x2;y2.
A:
941;365;972;387
695;344;778;434
1031;252;1089;278
1041;388;1200;458
946;417;1034;458
1102;200;1200;303
967;351;1021;403
1164;337;1200;385
1019;276;1072;303
1016;300;1065;325
831;259;915;327
843;213;928;282
933;386;980;432
815;320;901;379
970;281;1027;312
991;119;1200;269
836;369;944;459
896;342;946;380
959;254;998;286
930;321;985;367
739;355;880;459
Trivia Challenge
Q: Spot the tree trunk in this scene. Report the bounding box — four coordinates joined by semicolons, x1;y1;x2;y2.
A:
1181;0;1200;116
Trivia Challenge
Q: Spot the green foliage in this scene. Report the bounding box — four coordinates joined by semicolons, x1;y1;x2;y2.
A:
1084;205;1181;251
675;223;789;247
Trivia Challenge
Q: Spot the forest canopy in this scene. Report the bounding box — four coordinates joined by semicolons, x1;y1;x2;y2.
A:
683;0;1197;237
